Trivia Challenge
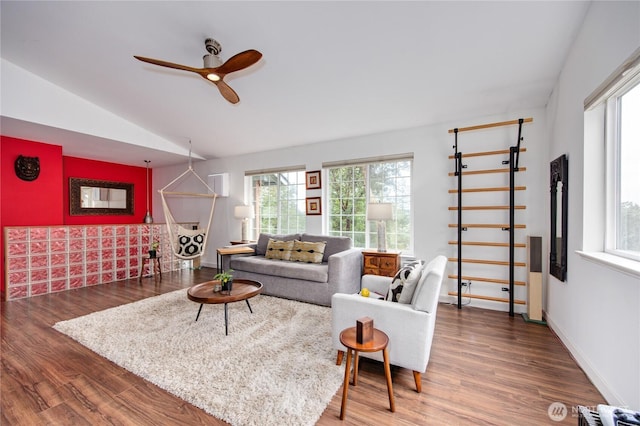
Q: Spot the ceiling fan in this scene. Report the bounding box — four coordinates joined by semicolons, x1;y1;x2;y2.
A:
134;38;262;104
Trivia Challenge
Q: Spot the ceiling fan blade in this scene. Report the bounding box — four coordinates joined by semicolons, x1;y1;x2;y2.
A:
134;55;201;73
213;80;240;104
216;50;263;75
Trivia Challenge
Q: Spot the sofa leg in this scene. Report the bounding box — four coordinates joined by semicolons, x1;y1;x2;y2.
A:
413;371;422;393
336;350;344;365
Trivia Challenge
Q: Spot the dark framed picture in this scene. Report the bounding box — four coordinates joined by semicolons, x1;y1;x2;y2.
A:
305;170;322;190
306;197;322;215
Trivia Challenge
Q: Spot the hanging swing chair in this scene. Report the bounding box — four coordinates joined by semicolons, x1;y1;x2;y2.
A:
159;159;217;261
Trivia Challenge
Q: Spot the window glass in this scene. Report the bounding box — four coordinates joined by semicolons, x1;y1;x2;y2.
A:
616;81;640;258
327;159;412;251
249;171;306;236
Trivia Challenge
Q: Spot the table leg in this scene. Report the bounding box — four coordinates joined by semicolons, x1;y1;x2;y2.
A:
195;304;203;321
245;299;253;313
156;258;162;281
382;347;395;412
340;348;353;420
352;350;360;386
138;258;146;283
224;303;228;336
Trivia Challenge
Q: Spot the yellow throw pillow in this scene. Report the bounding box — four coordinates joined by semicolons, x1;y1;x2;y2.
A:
265;239;294;260
289;240;326;263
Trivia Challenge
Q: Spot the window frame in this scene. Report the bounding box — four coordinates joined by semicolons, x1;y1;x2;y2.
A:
246;168;307;236
604;73;640;262
582;47;640;275
324;155;413;253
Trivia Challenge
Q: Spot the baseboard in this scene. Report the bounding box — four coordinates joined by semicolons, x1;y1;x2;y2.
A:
545;312;625;407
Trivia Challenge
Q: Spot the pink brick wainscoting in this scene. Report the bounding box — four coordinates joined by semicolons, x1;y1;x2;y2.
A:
3;223;196;301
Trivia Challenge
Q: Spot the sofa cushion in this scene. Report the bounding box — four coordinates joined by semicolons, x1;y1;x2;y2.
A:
301;233;352;262
290;240;326;263
385;261;424;303
256;233;301;256
265;239;294;261
398;260;425;303
230;256;329;283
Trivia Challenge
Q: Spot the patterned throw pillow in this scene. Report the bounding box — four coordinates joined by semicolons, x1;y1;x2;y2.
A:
386;260;424;303
265;239;294;260
289;240;326;263
177;230;206;257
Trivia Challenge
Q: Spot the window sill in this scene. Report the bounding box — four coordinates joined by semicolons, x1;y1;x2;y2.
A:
576;251;640;279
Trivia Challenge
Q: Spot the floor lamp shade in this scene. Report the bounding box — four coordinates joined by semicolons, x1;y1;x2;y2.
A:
367;203;393;252
234;205;255;242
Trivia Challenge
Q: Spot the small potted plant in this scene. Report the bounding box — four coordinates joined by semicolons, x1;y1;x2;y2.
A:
148;241;159;258
214;269;234;293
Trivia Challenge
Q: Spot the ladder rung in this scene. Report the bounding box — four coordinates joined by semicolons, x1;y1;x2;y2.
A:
448;205;526;211
448;291;526;305
449;186;526;193
448;223;526;229
448;241;526;248
448;274;526;286
448;258;526;267
448;117;533;133
448;167;527;176
448;147;527;159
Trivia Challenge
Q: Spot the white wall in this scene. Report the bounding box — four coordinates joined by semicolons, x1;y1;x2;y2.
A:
544;1;640;409
153;105;548;313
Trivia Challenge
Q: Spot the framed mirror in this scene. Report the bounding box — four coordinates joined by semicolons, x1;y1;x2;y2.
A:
69;178;134;216
550;154;568;281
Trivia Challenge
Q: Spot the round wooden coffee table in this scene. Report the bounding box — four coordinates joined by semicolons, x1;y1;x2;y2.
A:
339;326;395;420
187;279;263;335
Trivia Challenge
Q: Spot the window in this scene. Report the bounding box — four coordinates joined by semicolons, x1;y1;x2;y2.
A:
325;155;413;251
584;48;640;268
606;77;640;261
247;169;306;236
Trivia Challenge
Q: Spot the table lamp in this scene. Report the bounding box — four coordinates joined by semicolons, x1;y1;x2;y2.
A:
234;205;255;242
367;203;393;252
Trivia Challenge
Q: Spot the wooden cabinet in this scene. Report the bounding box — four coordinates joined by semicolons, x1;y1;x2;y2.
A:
362;250;400;277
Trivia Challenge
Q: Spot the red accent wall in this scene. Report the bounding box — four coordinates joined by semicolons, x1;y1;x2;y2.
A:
1;136;64;293
1;135;152;293
1;136;64;226
63;156;151;225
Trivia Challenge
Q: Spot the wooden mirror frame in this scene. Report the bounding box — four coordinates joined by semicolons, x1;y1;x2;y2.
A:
550;154;568;281
69;178;134;216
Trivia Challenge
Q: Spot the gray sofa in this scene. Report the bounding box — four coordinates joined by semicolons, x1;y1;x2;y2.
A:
225;233;363;306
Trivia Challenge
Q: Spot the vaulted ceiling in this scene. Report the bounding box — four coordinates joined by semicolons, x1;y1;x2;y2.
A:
1;1;590;167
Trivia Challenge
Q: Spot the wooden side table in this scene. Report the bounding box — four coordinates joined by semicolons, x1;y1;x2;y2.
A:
339;326;395;420
362;250;401;277
139;255;162;282
216;246;255;273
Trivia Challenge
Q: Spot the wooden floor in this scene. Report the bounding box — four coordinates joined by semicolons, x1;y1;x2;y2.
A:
2;267;604;425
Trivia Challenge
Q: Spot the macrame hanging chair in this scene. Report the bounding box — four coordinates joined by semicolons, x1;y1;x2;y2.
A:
159;148;217;260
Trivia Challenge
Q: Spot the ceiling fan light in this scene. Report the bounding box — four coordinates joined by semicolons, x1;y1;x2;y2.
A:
207;73;221;81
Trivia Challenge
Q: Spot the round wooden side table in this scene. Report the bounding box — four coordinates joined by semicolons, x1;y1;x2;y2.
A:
338;326;395;420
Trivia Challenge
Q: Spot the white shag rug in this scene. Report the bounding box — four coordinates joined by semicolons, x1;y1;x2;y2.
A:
53;290;343;426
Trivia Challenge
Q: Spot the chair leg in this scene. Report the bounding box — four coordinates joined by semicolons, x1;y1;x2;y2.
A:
413;371;422;393
336;350;344;365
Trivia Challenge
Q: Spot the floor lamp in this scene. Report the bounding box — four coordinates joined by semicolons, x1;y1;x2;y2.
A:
367;203;393;252
234;205;255;242
143;160;153;224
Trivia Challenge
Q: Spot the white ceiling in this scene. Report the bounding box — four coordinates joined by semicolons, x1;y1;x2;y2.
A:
1;1;590;167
